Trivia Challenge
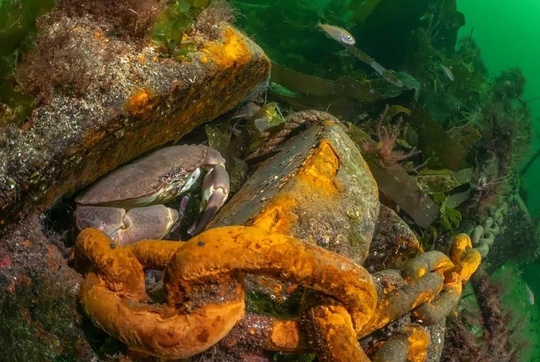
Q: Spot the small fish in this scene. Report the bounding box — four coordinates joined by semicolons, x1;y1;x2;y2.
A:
440;64;454;81
525;283;535;305
318;23;356;46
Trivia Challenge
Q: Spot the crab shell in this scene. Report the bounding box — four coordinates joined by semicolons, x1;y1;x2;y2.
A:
75;145;226;208
75;145;230;243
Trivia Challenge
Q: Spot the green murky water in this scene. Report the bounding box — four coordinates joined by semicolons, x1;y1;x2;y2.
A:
458;1;540;361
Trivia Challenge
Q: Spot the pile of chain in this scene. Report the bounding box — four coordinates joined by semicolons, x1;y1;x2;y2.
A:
470;200;509;257
75;226;481;361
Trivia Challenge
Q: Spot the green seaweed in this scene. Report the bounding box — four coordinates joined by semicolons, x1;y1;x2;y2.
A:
435;193;463;232
0;0;55;125
0;271;90;360
150;0;211;55
269;62;383;118
405;99;467;170
245;102;286;154
0;0;56;71
245;288;302;319
348;0;381;22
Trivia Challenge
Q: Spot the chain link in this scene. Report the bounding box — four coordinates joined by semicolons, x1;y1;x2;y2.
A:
76;227;480;360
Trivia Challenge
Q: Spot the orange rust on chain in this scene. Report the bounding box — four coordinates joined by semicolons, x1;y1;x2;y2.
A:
302;291;371;362
446;233;481;285
75;189;481;361
222;313;308;353
76;226;378;359
411;234;482;325
412;283;462;325
165;225;377;335
443;233;481;288
251;139;339;234
371;325;429;362
457;248;482;283
363;272;444;336
401;251;455;282
76;228;245;359
449;233;472;264
364;233;481;338
403;233;482;328
405;325;430;362
268;319;304;352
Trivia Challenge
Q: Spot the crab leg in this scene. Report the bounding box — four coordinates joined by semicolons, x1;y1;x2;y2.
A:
188;164;230;235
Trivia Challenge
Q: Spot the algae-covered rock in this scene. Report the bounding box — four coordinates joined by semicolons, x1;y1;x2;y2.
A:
211;111;380;265
0;9;270;232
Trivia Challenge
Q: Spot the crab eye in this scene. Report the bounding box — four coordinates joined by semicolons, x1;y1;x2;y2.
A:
160;175;171;184
173;168;187;179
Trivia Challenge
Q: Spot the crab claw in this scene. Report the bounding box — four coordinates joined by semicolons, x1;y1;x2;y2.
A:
75;204;179;245
188;163;230;235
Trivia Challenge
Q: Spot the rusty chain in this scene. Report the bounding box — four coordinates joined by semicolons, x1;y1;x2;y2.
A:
75;226;480;361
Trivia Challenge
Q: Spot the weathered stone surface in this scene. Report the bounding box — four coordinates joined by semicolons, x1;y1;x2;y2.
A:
0;17;270;233
0;213;91;359
210;114;380;265
364;204;423;273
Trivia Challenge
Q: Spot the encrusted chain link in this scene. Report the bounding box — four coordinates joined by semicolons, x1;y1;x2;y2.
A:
76;226;480;360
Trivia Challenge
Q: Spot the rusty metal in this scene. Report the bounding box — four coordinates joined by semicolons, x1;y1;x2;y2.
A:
76;227;481;361
412;234;482;326
76;228;245;359
301;290;371;362
371;325;430;362
76;225;378;359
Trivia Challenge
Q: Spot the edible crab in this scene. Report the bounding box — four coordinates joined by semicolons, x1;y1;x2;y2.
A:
74;145;230;245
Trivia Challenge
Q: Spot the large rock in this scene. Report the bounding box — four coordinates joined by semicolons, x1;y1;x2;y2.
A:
210;113;380;265
0;15;269;232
